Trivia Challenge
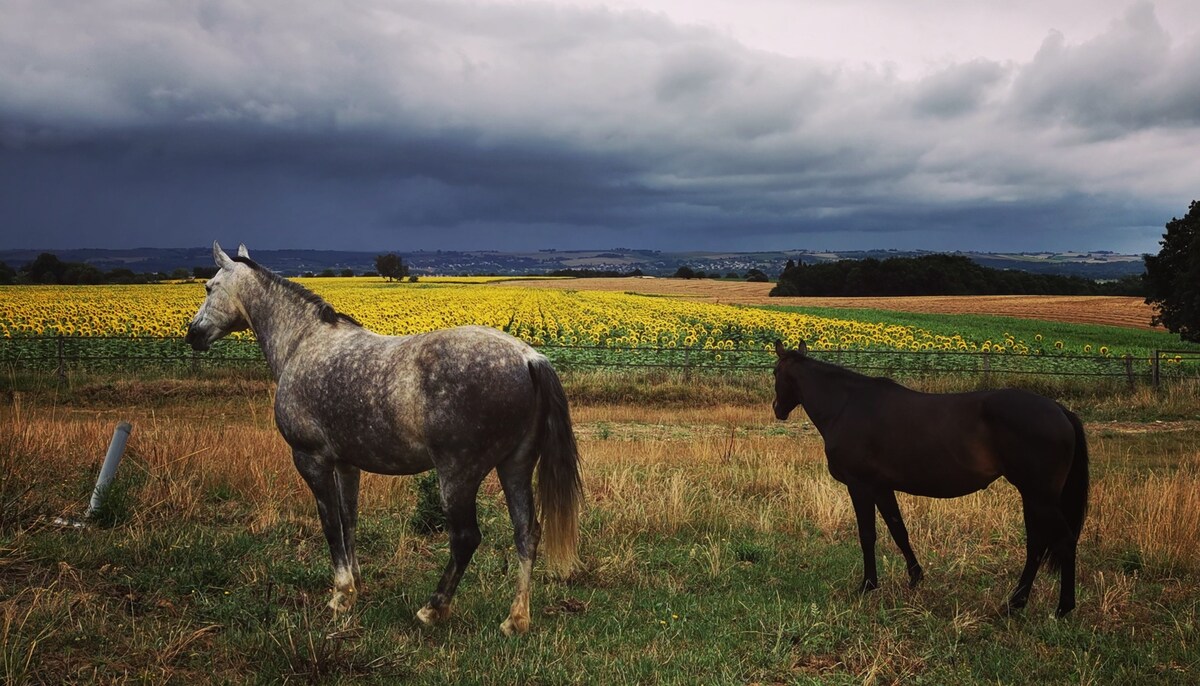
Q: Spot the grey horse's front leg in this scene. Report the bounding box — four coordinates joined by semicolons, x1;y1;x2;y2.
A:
292;451;362;612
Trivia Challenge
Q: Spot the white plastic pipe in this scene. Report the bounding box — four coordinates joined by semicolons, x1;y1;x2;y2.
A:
86;421;133;517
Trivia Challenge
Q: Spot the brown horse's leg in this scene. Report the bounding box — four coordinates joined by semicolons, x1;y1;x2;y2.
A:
875;490;923;588
848;485;879;592
417;474;483;626
292;452;362;613
497;456;541;636
1009;495;1055;612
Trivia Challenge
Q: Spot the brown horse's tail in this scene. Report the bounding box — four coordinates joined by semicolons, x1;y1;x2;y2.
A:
1059;406;1090;546
529;357;583;577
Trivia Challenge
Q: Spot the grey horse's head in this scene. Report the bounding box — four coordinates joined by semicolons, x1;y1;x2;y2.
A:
186;242;253;351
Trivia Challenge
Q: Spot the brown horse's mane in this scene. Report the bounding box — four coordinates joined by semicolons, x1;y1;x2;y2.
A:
232;255;361;327
794;353;902;390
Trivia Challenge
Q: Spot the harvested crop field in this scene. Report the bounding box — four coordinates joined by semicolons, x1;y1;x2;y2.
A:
498;278;1161;330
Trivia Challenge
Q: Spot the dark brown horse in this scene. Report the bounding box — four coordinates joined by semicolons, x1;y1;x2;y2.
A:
772;341;1088;616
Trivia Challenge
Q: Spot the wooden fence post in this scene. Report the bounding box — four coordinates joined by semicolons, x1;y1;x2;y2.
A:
56;334;67;384
1152;350;1161;390
1123;354;1134;390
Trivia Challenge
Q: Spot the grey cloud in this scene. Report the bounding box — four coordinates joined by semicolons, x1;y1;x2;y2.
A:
0;0;1194;254
913;60;1009;118
1009;2;1200;133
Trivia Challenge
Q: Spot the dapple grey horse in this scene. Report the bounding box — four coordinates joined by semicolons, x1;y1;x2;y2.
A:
186;242;582;635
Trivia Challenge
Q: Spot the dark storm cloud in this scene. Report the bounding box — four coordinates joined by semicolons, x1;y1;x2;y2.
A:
0;0;1196;252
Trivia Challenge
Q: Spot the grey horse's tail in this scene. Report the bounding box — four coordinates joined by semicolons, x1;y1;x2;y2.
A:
529;357;583;577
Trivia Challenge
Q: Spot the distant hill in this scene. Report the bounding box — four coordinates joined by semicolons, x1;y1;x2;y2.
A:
0;247;1146;280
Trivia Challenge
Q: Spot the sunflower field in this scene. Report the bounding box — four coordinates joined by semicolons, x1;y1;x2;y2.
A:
0;278;1195;379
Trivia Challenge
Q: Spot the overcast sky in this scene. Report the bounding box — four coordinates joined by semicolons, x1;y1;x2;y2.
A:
2;0;1199;253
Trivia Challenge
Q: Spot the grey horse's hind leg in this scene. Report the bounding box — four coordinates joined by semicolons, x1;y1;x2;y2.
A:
416;470;484;626
497;454;541;636
292;451;362;612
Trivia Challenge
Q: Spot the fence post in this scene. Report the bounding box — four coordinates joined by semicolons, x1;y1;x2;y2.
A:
982;350;991;381
1123;354;1134;390
56;334;67;383
683;347;692;381
1152;350;1160;390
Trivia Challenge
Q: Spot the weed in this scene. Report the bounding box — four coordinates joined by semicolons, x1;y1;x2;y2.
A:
408;472;445;535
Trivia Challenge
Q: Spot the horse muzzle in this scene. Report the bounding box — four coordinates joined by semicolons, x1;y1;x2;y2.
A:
185;323;212;351
773;401;791;421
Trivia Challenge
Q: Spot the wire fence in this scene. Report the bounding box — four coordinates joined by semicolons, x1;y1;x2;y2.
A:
3;334;1199;388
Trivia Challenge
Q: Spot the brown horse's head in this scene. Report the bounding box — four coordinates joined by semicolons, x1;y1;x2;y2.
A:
772;339;808;420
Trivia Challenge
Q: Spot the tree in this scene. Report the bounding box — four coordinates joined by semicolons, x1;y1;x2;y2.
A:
339;268;355;277
745;268;769;282
375;253;408;281
23;253;66;284
1144;200;1200;342
673;265;696;279
0;261;14;285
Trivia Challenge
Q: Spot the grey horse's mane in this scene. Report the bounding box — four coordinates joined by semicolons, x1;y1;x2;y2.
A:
232;255;361;327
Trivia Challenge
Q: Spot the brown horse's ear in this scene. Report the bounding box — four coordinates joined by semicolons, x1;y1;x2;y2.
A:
774;339;786;357
797;340;808;356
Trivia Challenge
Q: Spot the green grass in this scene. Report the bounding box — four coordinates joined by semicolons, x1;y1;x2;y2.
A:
3;377;1199;683
756;305;1200;358
7;513;1198;684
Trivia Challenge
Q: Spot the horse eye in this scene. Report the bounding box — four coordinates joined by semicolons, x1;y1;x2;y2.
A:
205;284;213;294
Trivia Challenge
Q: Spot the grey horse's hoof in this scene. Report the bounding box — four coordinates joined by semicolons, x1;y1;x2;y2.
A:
416;605;450;626
500;615;530;636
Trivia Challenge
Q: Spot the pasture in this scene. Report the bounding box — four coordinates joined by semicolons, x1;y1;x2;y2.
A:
2;279;1199;684
2;371;1199;684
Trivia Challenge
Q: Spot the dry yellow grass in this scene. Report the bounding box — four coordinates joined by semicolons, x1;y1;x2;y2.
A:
6;392;1193;577
498;278;1160;330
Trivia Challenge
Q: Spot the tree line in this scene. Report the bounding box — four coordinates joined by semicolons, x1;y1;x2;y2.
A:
0;252;417;285
0;253;195;285
769;254;1145;297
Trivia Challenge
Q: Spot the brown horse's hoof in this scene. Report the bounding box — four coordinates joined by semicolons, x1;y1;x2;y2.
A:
907;567;924;588
858;578;879;593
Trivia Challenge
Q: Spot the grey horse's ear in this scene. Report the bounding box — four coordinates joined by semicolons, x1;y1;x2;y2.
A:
237;244;250;259
797;340;808;356
213;241;235;271
774;339;786;357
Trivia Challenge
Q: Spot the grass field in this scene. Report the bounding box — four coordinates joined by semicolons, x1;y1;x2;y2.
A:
3;372;1199;684
498;278;1160;331
758;306;1199;360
